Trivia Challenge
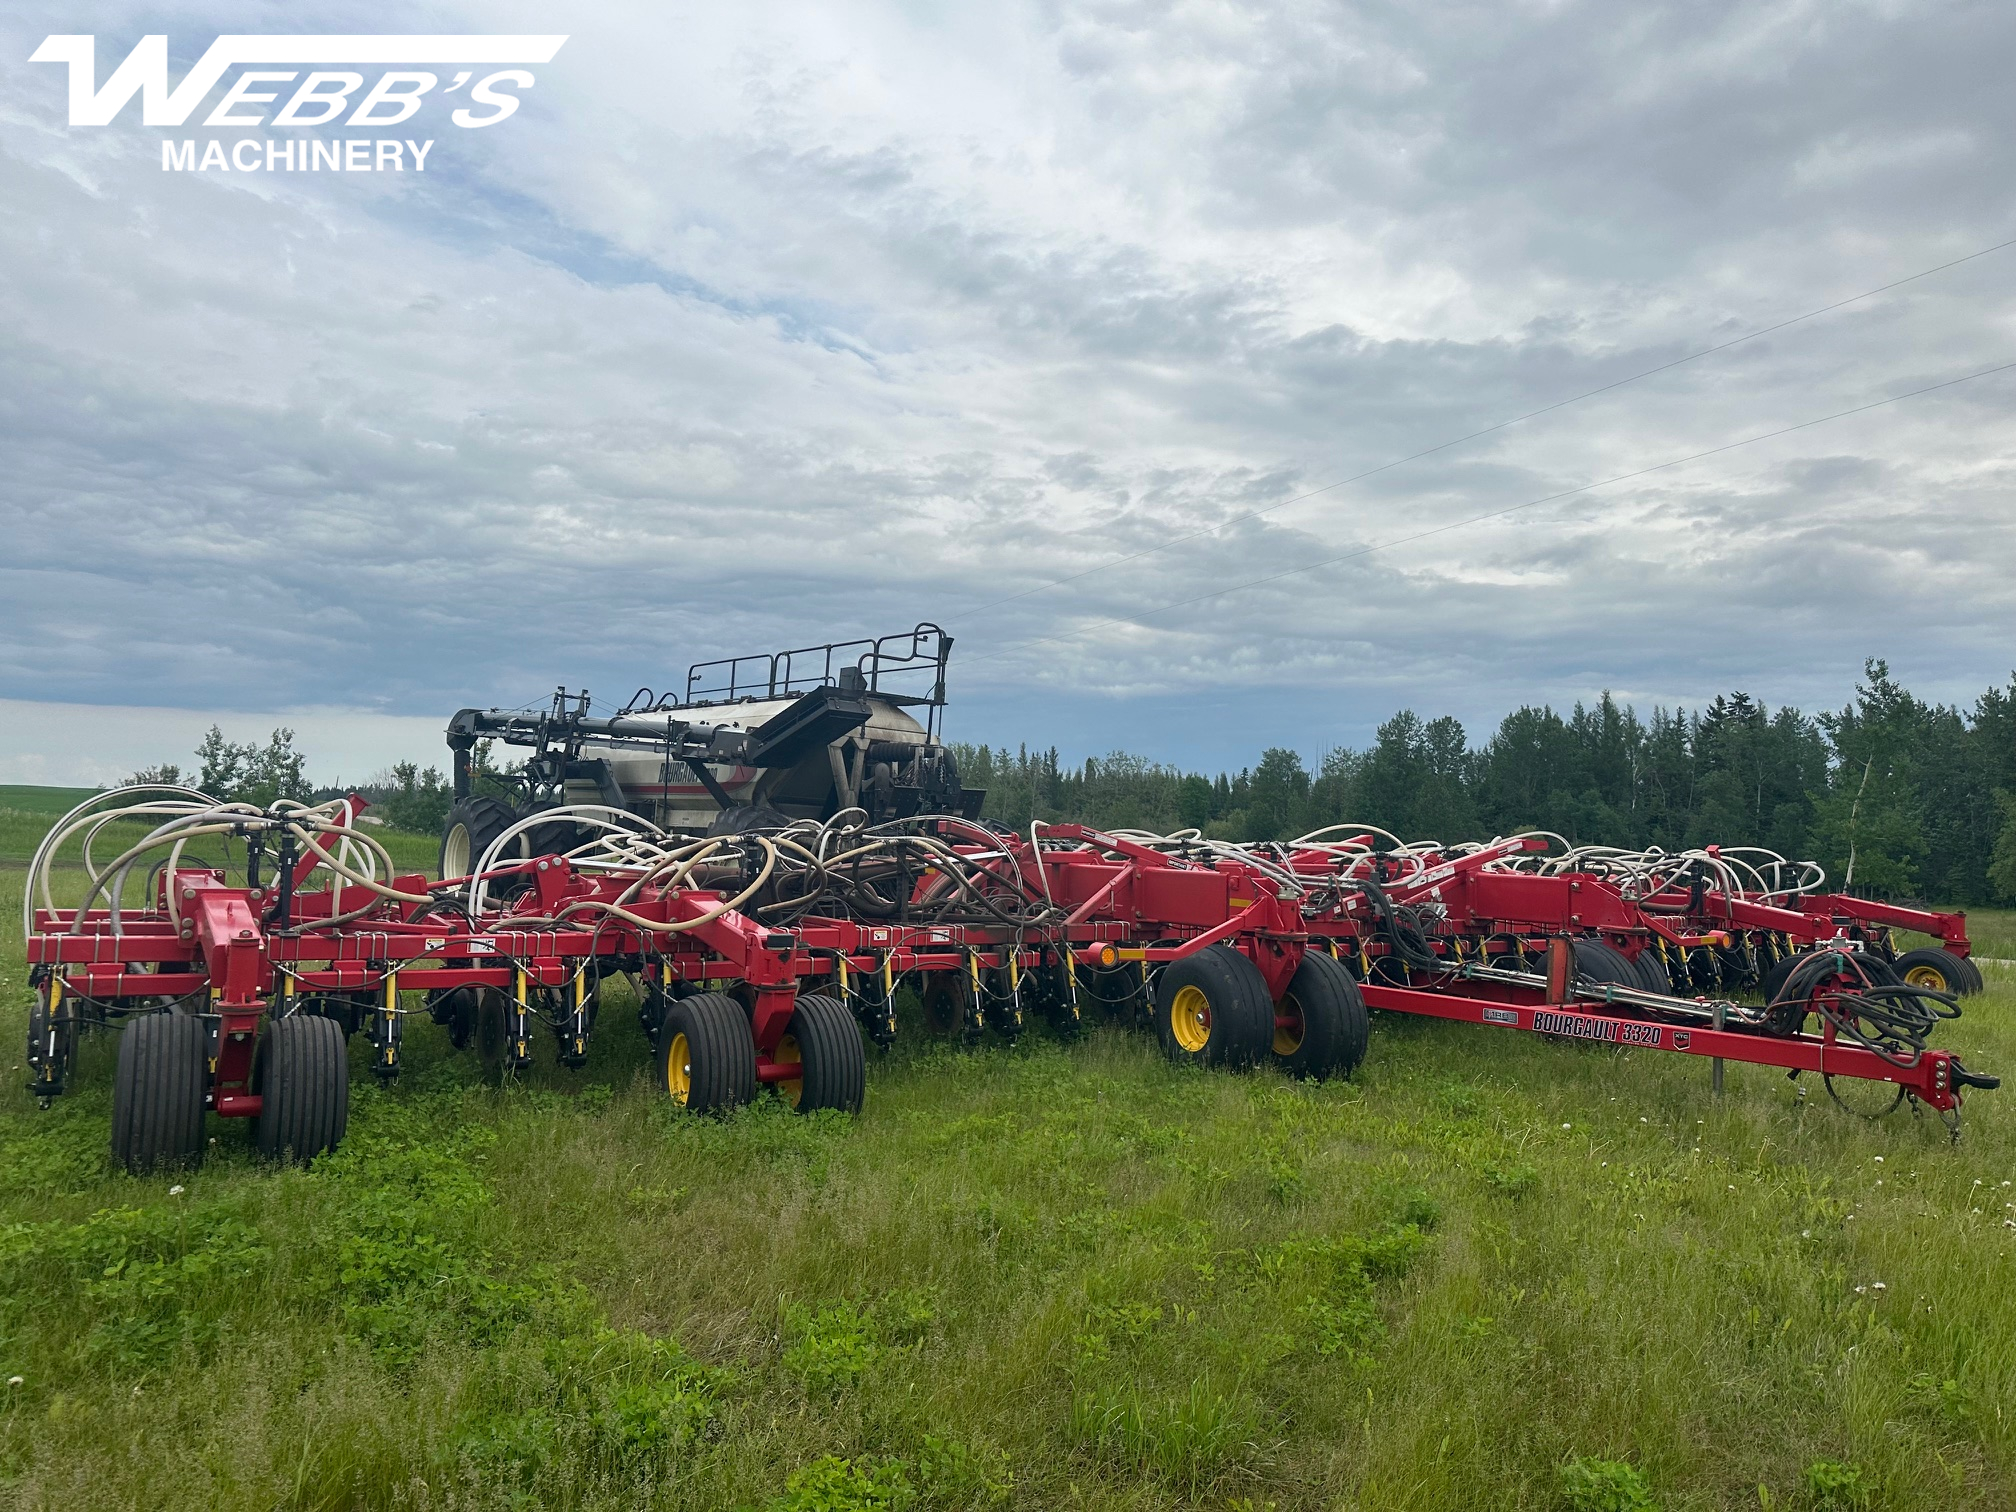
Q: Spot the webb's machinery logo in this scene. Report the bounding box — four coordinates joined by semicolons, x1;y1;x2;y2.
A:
29;33;568;173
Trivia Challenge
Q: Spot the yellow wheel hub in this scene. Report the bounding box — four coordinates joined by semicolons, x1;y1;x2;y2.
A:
665;1031;692;1105
1274;994;1305;1056
1170;984;1212;1053
1903;965;1948;990
775;1033;804;1106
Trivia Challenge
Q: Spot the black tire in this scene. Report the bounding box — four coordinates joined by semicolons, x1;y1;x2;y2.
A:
1716;942;1758;990
1956;954;1986;994
440;796;520;881
706;804;792;836
1273;949;1369;1081
1085;964;1151;1024
920;974;981;1042
429;985;480;1050
773;994;865;1114
1571;939;1640;990
1153;944;1272;1070
255;1013;349;1163
1760;950;1804;1012
1028;963;1083;1039
111;1012;209;1174
1633;949;1675;996
1893;947;1975;997
657;991;757;1113
475;987;513;1075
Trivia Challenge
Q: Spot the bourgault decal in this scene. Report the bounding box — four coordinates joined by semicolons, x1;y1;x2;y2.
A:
1530;1009;1663;1048
29;33;568;173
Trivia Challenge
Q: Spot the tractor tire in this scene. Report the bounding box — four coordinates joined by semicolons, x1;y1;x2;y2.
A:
111;1012;209;1174
440;796;521;881
706;804;792;836
1893;947;1976;996
1957;954;1986;994
657;991;757;1114
1153;944;1272;1071
773;994;866;1114
1272;949;1369;1081
255;1013;349;1163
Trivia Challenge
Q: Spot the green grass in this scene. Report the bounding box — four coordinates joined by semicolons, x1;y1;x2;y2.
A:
1;813;2014;1506
0;787;101;818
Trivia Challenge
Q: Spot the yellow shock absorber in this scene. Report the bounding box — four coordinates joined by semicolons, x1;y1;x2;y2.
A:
572;969;588;1061
44;977;65;1081
1357;939;1371;979
967;951;985;1032
1064;947;1080;1021
1008;951;1023;1027
837;952;850;1003
513;966;531;1064
379;968;401;1073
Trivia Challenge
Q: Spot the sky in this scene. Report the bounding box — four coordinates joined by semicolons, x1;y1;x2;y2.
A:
2;0;2013;787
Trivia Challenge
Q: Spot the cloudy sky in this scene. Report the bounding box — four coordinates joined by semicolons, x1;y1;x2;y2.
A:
2;0;2013;786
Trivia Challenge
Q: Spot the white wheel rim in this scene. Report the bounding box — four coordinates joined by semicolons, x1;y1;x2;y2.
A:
443;823;470;880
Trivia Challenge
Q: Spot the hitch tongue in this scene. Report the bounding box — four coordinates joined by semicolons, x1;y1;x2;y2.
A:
1950;1059;2000;1092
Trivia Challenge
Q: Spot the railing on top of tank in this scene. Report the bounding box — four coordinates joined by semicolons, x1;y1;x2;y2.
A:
680;623;952;709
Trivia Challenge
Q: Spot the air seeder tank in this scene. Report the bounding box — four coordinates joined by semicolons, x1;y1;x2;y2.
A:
438;624;982;875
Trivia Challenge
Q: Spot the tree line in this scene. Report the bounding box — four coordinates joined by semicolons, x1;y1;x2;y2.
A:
130;729;455;835
122;660;2016;906
951;661;2016;906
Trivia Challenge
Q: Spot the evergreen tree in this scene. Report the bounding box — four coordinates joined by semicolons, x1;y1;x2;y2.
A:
1812;662;1929;893
1245;748;1311;842
950;659;2016;904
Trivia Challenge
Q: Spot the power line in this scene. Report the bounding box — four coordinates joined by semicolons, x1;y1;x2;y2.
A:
965;358;2016;667
951;233;2016;625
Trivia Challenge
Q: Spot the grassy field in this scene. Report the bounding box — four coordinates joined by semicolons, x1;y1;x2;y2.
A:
1;795;2013;1509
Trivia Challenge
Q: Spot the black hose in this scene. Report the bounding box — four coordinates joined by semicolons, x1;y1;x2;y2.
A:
1770;948;1958;1068
1350;877;1443;972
